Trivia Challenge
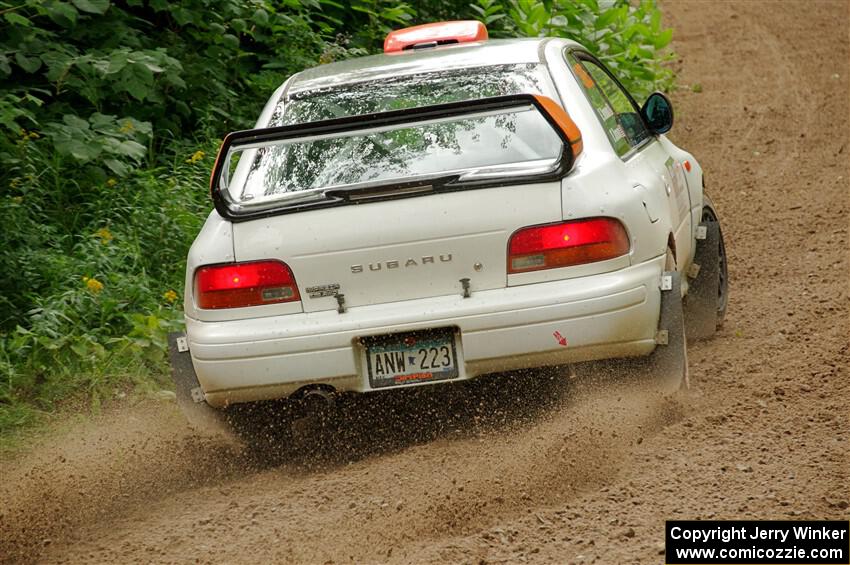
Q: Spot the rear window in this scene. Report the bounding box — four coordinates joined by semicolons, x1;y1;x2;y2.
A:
222;101;565;211
275;63;556;125
217;65;565;214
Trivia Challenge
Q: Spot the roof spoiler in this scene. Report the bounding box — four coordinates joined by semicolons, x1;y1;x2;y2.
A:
210;94;583;221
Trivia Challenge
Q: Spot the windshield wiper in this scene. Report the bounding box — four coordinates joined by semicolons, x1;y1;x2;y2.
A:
322;173;461;202
240;187;333;209
455;159;560;181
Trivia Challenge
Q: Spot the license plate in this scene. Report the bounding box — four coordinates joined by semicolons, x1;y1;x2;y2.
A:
362;328;459;389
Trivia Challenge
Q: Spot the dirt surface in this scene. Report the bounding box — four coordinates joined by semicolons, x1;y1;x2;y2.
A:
2;1;848;563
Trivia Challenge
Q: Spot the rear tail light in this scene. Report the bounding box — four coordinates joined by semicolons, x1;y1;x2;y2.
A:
195;260;300;309
508;218;630;273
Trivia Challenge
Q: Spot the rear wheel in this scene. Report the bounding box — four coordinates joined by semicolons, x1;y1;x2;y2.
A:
222;401;294;453
702;194;729;325
224;389;342;459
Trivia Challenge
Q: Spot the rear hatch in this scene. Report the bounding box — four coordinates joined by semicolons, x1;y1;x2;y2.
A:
232;182;562;312
214;94;582;313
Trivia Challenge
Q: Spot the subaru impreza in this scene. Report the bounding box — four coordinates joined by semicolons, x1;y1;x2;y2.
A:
169;21;728;437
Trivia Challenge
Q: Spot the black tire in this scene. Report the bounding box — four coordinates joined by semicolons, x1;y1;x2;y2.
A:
222;399;311;457
224;392;345;461
702;194;729;325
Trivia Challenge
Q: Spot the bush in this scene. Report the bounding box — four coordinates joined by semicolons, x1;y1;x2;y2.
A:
474;0;674;100
0;0;674;436
0;141;212;433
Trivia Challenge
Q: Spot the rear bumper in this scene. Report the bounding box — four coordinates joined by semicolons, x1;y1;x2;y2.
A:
187;256;665;407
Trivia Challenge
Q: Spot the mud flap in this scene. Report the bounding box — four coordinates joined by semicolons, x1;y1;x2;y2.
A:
651;271;689;393
167;332;236;441
684;221;721;341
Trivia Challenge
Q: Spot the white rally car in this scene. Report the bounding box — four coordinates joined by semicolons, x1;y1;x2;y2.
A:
169;21;728;437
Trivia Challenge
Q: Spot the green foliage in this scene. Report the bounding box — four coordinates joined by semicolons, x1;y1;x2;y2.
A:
0;0;675;436
472;0;675;99
0;141;212;429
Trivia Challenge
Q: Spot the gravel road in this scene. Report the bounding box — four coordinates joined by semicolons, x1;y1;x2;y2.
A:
1;1;848;563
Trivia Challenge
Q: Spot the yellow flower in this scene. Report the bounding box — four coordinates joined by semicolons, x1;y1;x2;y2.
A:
11;196;23;204
186;150;205;164
163;290;178;303
119;120;135;134
18;129;38;142
106;178;117;187
83;277;104;293
10;178;20;188
95;227;113;244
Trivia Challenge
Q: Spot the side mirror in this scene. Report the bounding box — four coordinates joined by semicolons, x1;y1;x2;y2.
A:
640;92;674;134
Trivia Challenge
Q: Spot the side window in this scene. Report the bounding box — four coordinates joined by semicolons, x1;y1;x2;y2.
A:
568;53;651;156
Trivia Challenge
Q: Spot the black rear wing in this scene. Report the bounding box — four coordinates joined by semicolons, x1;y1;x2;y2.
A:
209;94;583;222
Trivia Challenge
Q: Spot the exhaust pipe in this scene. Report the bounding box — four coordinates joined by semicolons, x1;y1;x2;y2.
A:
301;386;336;410
290;386;337;438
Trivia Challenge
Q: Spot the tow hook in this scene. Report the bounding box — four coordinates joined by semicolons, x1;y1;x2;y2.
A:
460;278;471;298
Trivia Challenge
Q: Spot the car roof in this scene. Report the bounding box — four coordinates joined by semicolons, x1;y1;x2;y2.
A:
286;38;579;95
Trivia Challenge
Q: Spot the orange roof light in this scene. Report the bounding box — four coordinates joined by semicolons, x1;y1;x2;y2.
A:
384;21;488;53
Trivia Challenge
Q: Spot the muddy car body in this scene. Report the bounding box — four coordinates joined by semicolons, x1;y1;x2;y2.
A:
170;22;728;433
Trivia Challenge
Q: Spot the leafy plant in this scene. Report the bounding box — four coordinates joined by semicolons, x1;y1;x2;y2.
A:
473;0;675;99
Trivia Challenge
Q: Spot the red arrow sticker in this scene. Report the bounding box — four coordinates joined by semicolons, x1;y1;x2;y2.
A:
553;331;568;347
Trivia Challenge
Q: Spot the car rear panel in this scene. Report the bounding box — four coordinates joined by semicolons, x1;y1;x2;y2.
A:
232;182;562;313
188;255;663;406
